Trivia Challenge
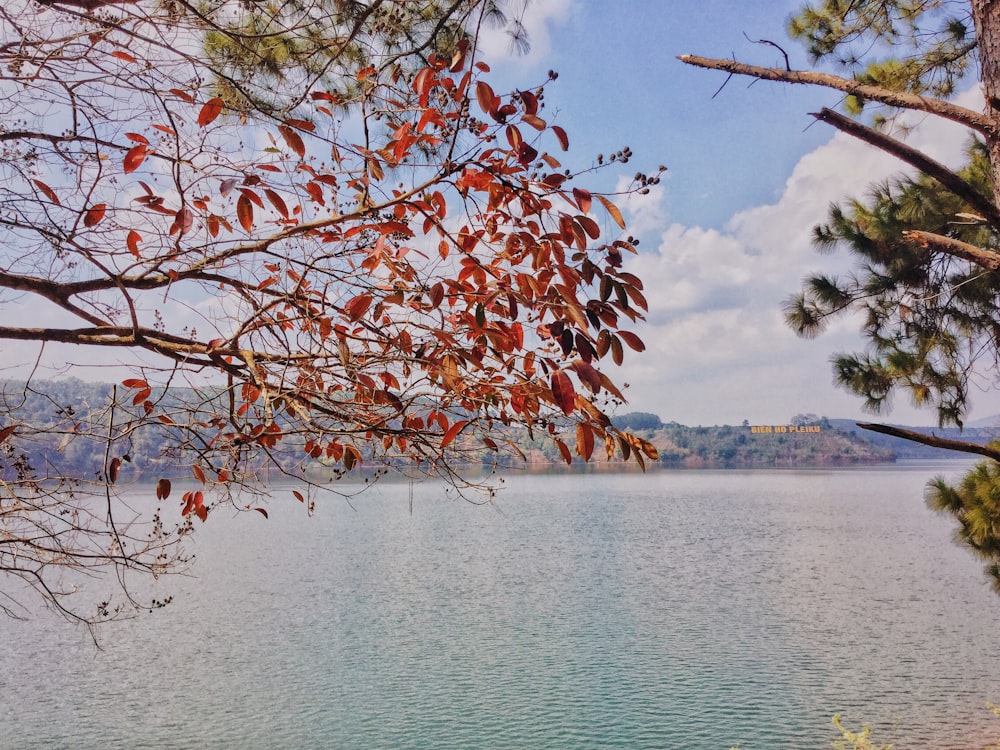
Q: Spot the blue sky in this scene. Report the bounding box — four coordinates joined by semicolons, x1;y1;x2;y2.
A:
481;1;994;426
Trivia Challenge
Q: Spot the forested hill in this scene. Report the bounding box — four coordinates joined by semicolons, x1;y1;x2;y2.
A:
606;413;1000;467
607;415;895;467
0;379;990;479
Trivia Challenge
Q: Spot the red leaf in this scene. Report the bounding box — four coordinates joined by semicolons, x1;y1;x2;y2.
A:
551;370;576;416
475;81;497;116
237;193;254;232
573;187;592;214
441;419;469;448
552;125;569;151
122;378;148;389
83;204;106;227
192;464;206;485
344;294;372;322
555;438;573;465
198;97;224;127
264;188;289;219
617;330;646;352
0;425;15;444
279;125;306;158
111;50;137;63
33;180;60;205
108;457;121;484
254;507;269;519
123;144;147;173
125;132;149;144
284;118;315;132
169;89;196;103
292;490;305;503
156;478;171;500
126;230;142;258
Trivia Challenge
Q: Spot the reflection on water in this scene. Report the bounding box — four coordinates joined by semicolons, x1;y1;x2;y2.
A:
2;462;999;749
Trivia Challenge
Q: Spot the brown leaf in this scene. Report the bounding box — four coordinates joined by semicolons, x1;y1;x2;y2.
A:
611;335;624;366
551;125;569;151
344;294;372;322
237;193;254;232
555;438;573;465
0;425;15;444
551;370;576;416
156;478;171;500
597;194;626;230
278;125;306;158
617;330;646;352
33;180;60;205
576;422;594;461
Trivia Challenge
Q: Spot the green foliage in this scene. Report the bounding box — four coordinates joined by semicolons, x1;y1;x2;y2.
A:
191;0;514;114
785;140;1000;427
788;0;975;109
830;714;894;750
927;455;1000;591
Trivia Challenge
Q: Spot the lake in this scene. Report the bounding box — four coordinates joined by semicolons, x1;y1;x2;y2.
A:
3;462;1000;749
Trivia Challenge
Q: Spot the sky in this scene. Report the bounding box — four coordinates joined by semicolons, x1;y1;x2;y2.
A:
478;0;995;426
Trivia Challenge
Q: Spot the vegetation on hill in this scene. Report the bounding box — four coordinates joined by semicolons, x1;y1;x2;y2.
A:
1;383;904;479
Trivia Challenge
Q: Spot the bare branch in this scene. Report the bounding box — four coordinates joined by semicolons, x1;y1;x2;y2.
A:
677;54;996;136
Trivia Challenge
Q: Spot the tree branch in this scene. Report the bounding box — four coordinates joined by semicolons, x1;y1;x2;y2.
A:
677;54;996;136
811;107;1000;231
859;422;1000;461
903;229;1000;272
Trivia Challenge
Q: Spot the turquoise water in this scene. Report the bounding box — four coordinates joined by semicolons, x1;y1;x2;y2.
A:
3;463;1000;748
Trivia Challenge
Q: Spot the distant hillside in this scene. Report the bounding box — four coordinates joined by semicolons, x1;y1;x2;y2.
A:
609;418;894;468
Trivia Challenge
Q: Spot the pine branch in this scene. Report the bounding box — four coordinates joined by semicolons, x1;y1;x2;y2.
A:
903;230;1000;272
811;107;1000;231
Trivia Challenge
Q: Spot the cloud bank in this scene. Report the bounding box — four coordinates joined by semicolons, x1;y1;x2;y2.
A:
613;92;994;425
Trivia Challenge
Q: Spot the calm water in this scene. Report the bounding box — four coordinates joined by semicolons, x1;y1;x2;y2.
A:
3;463;1000;749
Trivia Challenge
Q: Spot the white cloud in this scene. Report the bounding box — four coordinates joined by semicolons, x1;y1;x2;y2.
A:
612;90;1000;425
477;0;573;66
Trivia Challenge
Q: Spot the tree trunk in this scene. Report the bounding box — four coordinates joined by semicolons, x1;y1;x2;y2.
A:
971;0;1000;205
